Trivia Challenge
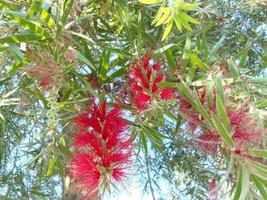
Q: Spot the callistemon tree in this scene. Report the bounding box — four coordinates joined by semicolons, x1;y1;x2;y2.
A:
0;0;266;200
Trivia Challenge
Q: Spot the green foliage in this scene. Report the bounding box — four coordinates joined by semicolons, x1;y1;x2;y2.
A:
140;0;201;40
0;0;266;199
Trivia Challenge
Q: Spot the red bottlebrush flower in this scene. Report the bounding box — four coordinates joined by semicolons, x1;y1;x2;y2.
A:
187;114;203;132
154;73;165;84
179;96;203;132
128;55;174;111
152;62;161;71
39;75;53;88
160;88;174;100
179;97;192;111
232;130;261;143
69;101;132;198
26;65;60;90
208;179;217;200
227;109;263;145
198;132;220;154
132;92;151;111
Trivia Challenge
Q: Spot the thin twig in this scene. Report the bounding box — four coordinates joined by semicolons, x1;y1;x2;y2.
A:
145;154;156;200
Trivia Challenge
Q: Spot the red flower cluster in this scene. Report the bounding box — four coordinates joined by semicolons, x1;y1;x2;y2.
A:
179;88;264;154
208;179;217;200
197;107;264;155
69;101;132;198
26;65;61;90
198;132;220;154
179;88;208;132
128;55;174;111
227;109;263;145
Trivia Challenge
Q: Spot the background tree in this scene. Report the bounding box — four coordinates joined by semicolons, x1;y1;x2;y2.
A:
0;0;266;199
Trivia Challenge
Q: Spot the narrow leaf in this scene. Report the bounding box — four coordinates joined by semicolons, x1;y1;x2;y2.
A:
47;156;56;176
252;175;267;199
76;52;96;71
248;150;267;159
210;112;234;147
179;3;201;10
139;0;162;4
162;20;173;41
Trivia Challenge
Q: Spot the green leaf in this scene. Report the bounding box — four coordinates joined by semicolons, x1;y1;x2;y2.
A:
178;11;199;25
140;132;148;155
0;77;11;84
155;8;171;27
3;87;20;99
248;150;267;159
176;83;194;106
253;175;267;187
39;8;56;28
179;3;202;10
66;30;95;45
234;40;251;67
233;167;243;200
154;43;175;54
183;36;191;60
73;72;97;97
216;97;231;131
201;31;208;60
187;64;196;83
240;166;250;200
139;0;162;4
84;44;95;65
158;81;178;88
108;67;127;80
23;88;48;107
152;6;165;25
252;175;267;199
255;100;267;108
47;156;56;176
27;1;56;28
228;60;239;81
142;125;167;150
210;112;234;147
0;33;45;44
249;160;267;180
216;79;224;104
234;166;250;200
162;20;173;41
4;10;51;38
208;35;226;61
251;77;267;84
9;45;24;61
156;109;164;126
76;52;96;71
164;49;176;70
137;11;144;50
174;13;183;32
143;125;168;140
60;0;74;25
0;0;17;10
177;13;192;30
163;108;177;121
99;50;110;81
192;90;213;126
189;53;208;71
7;61;23;74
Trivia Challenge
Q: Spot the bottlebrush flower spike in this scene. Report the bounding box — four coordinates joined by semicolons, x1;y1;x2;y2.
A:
179;96;203;132
69;100;133;198
128;55;174;111
227;108;263;145
208;179;217;200
26;65;61;90
198;132;220;154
